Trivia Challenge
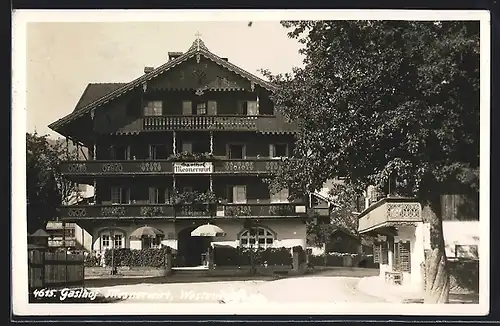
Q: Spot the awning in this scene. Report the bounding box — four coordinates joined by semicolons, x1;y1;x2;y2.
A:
191;224;226;237
129;225;164;239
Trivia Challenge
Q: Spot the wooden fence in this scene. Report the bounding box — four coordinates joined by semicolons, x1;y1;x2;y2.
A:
28;250;84;290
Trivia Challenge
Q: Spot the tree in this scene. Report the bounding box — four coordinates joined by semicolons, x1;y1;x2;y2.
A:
26;133;81;233
263;21;479;303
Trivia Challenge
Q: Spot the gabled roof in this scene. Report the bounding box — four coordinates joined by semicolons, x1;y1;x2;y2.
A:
73;83;127;113
49;37;277;131
29;229;50;237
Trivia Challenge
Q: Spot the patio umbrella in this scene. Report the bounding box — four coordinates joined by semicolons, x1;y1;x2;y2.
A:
129;225;164;239
191;223;226;237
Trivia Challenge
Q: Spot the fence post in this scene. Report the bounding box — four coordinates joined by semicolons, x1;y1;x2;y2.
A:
41;250;45;288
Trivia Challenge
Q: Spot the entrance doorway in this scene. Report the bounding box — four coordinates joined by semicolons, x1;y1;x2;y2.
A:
176;226;211;267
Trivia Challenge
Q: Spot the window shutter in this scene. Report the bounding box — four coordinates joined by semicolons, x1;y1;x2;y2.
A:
373;243;381;263
399;241;411;272
149;187;157;204
381;242;389;265
182;101;192;115
233;186;247;204
394;242;400;271
207;101;217;115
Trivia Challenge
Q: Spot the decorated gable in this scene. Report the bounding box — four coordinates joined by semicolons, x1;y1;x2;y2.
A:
148;57;251;91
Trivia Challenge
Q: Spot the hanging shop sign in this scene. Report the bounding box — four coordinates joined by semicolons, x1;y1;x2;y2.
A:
174;162;213;174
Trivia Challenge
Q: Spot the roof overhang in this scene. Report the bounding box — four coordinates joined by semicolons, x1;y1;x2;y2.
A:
48;39;277;133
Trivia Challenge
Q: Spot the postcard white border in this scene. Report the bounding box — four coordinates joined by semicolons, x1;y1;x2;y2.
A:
12;9;491;317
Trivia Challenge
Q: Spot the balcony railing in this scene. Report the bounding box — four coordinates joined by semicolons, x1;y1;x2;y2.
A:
59;203;307;220
357;197;423;234
143;115;263;131
60;160;174;175
60;159;284;176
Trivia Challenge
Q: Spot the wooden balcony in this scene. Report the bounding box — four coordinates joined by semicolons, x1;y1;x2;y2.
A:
357;197;423;234
142;115;261;131
60;160;174;176
60;158;284;176
59;203;307;220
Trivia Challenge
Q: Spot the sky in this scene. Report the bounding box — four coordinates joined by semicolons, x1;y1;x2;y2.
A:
26;21;305;138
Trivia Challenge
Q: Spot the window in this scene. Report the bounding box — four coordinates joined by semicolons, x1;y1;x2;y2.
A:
114;234;123;248
394;241;411;272
149;144;168;159
271;188;289;203
144;101;163;116
109;145;131;160
232;185;247;204
149;187;170;204
101;235;110;248
142;237;161;249
207;101;217;115
182;142;193;153
239;227;275;249
111;187;122;204
237;101;248;115
182;101;192;115
228;144;245;159
111;187;130;204
270;144;288;158
196;102;207;115
247;101;259;115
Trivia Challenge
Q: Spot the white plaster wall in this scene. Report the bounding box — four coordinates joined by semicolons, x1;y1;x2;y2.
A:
442;221;480;258
163;239;178;250
129;240;141;250
89;219;306;251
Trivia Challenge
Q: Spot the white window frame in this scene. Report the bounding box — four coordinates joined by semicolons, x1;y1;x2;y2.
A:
100;230;125;250
196;102;207;115
101;234;110;249
239;227;275;249
114;234;123;248
144;101;163;116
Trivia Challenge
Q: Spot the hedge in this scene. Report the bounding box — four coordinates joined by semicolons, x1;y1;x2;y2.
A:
213;246;293;266
103;248;172;267
84;254;100;267
308;252;378;268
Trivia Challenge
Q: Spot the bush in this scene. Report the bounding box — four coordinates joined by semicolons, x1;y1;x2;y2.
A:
84;254;99;267
213;246;293;266
104;247;172;267
308;252;378;268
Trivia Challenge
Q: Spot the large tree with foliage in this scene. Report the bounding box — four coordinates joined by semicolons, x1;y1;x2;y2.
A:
26;133;81;233
263;21;479;303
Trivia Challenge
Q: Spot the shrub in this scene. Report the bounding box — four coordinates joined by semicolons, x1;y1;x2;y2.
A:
448;259;479;294
213;246;293;266
84;254;99;267
104;247;172;267
307;252;378;268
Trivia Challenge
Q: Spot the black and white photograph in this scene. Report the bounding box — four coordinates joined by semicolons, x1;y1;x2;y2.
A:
12;10;489;316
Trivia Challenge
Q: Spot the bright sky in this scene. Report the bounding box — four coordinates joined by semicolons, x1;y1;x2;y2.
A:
26;21;305;138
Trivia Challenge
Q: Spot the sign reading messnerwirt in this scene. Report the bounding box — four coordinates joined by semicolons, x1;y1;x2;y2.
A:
174;162;214;174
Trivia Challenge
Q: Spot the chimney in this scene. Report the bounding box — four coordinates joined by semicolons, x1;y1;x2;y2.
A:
168;52;183;61
221;58;228;62
144;66;154;74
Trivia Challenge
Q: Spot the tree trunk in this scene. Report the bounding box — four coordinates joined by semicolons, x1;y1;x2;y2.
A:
421;197;450;304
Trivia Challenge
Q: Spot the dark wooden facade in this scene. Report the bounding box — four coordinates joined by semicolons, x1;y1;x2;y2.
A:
49;38;307;222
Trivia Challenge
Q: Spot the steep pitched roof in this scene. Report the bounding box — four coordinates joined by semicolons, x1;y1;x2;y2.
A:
49;38;277;131
73;83;127;113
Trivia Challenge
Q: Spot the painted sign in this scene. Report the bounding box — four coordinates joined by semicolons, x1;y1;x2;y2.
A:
174;162;213;174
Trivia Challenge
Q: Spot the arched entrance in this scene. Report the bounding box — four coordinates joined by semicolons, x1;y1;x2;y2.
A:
177;226;211;267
